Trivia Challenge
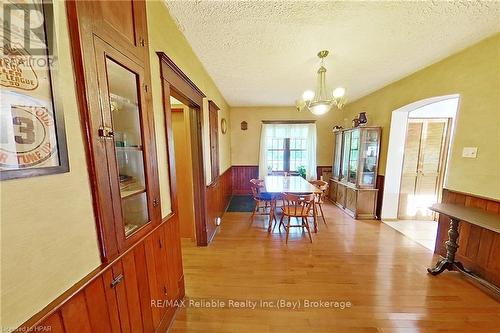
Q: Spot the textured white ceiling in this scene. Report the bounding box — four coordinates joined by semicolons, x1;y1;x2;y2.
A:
164;0;499;107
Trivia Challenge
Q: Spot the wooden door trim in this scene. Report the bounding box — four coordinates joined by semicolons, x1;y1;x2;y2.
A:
158;52;209;246
208;100;220;182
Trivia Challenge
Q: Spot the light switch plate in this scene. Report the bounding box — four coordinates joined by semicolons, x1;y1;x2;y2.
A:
462;147;478;158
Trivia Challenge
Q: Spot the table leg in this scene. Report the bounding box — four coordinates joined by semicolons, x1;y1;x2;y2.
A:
427;217;460;275
313;202;318;233
268;199;276;232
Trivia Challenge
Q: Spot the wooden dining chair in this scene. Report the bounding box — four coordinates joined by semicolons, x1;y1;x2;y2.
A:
310;180;329;225
277;193;315;243
250;179;273;218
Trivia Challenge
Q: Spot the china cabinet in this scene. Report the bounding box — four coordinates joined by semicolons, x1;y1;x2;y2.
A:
64;1;184;332
93;37;160;251
330;126;381;219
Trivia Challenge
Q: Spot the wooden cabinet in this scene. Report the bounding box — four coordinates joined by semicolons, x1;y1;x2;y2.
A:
330;126;381;219
64;1;185;332
93;37;161;254
345;187;356;214
330;179;379;219
332;131;343;180
69;0;159;260
329;180;337;202
29;218;184;333
336;182;346;208
92;0;149;63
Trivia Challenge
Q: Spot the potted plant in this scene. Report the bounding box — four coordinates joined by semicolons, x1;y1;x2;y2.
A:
297;165;306;179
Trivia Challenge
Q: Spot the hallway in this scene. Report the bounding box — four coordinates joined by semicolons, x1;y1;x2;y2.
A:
171;202;500;332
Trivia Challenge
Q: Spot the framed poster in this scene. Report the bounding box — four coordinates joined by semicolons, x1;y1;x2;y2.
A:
1;0;68;180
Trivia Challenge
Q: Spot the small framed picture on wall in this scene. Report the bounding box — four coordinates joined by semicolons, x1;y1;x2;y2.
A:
1;0;69;180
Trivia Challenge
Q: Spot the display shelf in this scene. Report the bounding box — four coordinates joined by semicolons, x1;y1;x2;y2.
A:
121;187;146;199
124;223;140;237
115;146;143;152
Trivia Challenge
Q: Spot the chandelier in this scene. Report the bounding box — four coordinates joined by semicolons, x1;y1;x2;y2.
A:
296;50;346;115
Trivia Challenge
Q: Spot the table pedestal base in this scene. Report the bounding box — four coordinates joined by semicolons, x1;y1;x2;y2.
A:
428;216;500;296
427;259;469;275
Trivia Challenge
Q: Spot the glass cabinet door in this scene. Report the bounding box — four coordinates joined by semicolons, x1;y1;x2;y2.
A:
105;57;150;238
348;129;360;184
332;131;342;179
359;129;380;187
341;130;351;182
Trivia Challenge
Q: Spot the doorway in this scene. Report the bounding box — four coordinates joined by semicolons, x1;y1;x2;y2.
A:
159;52;210;246
398;118;451;220
381;95;459;250
171;97;196;241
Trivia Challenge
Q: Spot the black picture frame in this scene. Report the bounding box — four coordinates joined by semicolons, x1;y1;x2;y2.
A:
1;0;69;180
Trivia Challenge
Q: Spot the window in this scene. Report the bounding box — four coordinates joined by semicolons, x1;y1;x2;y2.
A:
266;138;307;172
259;123;317;179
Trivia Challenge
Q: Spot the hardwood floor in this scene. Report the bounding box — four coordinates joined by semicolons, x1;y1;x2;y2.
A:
170;202;500;332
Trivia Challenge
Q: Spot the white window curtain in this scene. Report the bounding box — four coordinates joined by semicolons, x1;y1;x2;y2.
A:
258;123;317;180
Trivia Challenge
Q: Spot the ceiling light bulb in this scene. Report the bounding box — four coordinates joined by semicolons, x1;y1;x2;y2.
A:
302;90;315;101
333;87;346;98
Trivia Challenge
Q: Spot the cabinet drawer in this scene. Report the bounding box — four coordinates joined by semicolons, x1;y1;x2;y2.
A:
345;188;357;213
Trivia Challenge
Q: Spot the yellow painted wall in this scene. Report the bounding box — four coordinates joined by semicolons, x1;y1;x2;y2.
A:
0;1;101;329
147;1;232;217
171;107;196;240
231;33;500;200
230;106;336;167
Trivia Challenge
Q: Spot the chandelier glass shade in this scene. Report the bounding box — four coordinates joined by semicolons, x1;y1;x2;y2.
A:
296;50;346;116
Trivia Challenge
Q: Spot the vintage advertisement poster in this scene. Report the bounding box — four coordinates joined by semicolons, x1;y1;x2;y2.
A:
0;0;68;179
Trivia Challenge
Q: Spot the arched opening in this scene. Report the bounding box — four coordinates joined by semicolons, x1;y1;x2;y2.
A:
381;95;460;249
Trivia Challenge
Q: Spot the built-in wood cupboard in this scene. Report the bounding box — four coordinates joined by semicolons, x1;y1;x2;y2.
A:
16;1;184;332
329;127;381;219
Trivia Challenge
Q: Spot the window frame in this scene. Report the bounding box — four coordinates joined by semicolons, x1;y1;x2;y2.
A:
267;137;307;172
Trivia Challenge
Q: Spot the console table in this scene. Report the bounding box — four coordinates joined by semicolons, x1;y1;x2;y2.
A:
428;203;500;294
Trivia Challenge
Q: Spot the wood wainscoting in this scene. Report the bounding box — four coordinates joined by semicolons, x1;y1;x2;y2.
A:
205;168;233;242
435;188;500;286
231;166;333;195
231;165;259;195
17;214;184;333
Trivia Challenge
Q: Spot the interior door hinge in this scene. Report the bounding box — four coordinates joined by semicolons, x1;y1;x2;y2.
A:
144;84;148;92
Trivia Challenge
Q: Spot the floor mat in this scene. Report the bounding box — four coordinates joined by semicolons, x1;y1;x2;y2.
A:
227;195;255;212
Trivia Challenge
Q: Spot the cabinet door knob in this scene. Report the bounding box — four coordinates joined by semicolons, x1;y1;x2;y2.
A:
98;126;114;139
110;274;124;288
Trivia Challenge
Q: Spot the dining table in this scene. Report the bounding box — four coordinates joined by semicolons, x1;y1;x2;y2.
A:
263;175;322;233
